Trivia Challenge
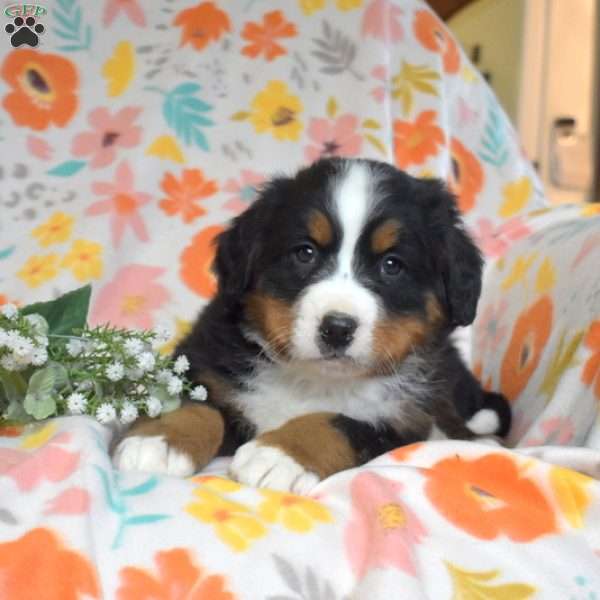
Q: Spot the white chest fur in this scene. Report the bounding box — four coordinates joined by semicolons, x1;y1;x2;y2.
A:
233;363;406;434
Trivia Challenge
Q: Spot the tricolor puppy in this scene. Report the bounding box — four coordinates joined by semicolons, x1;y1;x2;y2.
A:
113;158;511;493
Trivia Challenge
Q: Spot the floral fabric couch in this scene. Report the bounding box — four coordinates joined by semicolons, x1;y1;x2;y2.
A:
1;1;600;598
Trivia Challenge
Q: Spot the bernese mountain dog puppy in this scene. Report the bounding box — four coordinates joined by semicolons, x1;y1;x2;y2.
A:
113;158;510;493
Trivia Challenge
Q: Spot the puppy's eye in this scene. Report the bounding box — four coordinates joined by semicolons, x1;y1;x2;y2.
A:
294;243;317;264
381;255;405;277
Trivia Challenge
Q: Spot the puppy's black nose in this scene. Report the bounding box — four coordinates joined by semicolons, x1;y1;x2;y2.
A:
319;312;357;350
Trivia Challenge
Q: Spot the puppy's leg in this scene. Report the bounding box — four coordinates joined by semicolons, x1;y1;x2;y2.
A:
230;412;422;494
113;404;224;477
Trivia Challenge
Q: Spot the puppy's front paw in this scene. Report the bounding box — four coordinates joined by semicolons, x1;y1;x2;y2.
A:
113;435;195;477
229;441;320;494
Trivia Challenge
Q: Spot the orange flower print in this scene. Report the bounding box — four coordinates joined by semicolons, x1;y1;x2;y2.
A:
1;50;78;131
160;169;218;224
241;10;297;61
174;2;231;52
181;225;224;299
0;528;99;600
117;548;235;600
500;296;553;402
582;320;600;401
448;138;483;213
393;110;444;168
425;453;557;541
413;9;460;73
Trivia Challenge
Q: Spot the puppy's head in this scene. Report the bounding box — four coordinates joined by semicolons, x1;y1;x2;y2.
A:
214;158;482;377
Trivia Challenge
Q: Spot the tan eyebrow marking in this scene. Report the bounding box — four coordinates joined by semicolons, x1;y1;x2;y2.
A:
371;219;401;254
308;209;333;246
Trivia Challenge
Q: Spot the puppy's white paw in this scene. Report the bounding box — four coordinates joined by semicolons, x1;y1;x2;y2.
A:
230;441;320;494
113;435;195;477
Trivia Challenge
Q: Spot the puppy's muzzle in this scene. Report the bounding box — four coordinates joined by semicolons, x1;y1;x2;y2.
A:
318;311;358;355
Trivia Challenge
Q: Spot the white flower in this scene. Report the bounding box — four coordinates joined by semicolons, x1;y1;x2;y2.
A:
1;303;18;319
124;338;144;357
12;336;34;359
25;314;49;335
35;335;49;349
0;354;17;371
76;381;94;392
167;376;183;396
119;401;139;425
67;338;84;357
30;347;48;366
173;355;190;375
156;369;172;384
136;352;156;372
190;385;208;402
67;392;87;415
106;362;124;381
127;367;144;381
145;396;162;418
95;341;108;351
96;403;117;425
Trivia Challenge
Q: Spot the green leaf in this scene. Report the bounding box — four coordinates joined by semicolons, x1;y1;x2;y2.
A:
149;386;181;414
4;400;28;422
124;514;170;526
0;368;27;404
47;160;86;176
21;285;91;335
27;363;69;397
24;393;57;420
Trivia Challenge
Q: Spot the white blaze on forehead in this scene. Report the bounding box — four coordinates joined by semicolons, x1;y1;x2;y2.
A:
333;162;374;277
290;161;381;362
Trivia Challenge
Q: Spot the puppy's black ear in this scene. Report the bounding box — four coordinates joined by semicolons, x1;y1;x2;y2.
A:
421;178;483;327
213;206;262;298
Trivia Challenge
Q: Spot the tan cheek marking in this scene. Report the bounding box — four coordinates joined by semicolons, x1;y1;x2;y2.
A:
258;412;357;478
117;404;224;471
308;210;333;247
245;292;294;357
371;219;401;254
425;292;446;326
371;316;428;371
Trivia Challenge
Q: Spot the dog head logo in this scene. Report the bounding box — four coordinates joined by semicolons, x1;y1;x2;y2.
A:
4;4;46;47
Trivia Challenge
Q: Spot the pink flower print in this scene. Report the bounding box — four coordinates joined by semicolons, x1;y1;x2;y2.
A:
87;161;150;248
90;264;170;329
345;472;427;579
45;487;91;516
27;136;53;160
361;0;403;42
370;65;389;103
473;217;532;258
72;107;142;169
0;433;79;492
524;417;575;447
475;298;509;355
103;0;146;26
305;114;363;163
223;170;265;214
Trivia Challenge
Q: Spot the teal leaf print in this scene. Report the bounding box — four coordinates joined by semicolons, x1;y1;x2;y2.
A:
478;103;509;167
53;0;92;51
47;160;86;176
94;466;170;549
0;245;15;260
161;82;215;151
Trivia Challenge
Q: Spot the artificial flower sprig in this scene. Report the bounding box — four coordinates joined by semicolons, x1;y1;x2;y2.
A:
0;293;207;426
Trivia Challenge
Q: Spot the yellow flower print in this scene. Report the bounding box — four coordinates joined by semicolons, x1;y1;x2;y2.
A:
534;257;556;294
146;135;186;164
249;81;303;141
336;0;363;9
581;203;600;217
190;475;243;493
32;212;74;247
18;254;60;288
186;489;267;551
498;177;533;218
550;466;593;529
258;489;333;533
102;41;135;97
500;252;538;291
299;0;326;15
62;239;104;282
20;422;57;450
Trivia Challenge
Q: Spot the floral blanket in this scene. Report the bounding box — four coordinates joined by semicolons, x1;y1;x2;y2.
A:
0;417;599;599
1;0;600;597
